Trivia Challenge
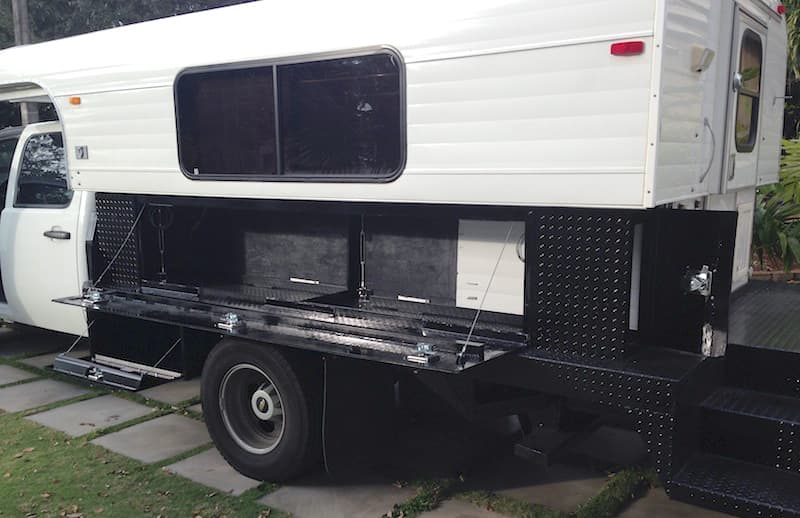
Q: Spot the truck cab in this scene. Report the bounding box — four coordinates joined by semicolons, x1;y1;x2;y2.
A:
0;121;88;336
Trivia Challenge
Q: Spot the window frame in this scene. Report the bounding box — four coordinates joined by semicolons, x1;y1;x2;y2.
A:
734;29;763;153
173;46;407;183
13;131;74;209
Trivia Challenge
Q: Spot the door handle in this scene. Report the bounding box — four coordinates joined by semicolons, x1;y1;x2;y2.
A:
43;229;71;240
727;154;736;181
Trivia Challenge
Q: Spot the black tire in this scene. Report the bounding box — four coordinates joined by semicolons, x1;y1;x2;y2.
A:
201;338;320;481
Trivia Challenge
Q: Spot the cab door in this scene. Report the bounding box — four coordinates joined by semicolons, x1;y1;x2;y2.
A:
0;122;88;336
725;9;767;190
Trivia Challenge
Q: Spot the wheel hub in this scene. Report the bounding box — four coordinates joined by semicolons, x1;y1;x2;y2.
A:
251;387;276;420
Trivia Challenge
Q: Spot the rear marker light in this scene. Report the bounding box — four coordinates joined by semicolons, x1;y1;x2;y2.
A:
778;4;786;15
611;41;645;56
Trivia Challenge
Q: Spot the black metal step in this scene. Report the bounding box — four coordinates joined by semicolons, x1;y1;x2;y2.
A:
726;344;800;398
700;387;800;475
703;387;800;425
671;454;800;517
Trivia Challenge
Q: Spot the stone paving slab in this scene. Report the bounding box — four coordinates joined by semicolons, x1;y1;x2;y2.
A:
20;347;88;369
619;488;733;518
466;455;607;513
139;378;201;405
165;448;260;496
91;414;210;463
421;499;504;517
0;364;37;385
259;476;416;518
187;403;202;415
27;395;153;437
0;378;89;412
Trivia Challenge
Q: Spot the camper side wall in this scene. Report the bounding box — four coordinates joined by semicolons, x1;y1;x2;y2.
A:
42;0;659;209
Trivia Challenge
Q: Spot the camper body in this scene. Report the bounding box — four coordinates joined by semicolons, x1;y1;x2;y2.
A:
0;1;796;516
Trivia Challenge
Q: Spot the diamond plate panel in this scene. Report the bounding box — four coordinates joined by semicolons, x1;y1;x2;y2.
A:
94;194;141;290
531;212;633;360
553;362;674;412
630;408;675;478
777;422;800;474
671;454;800;518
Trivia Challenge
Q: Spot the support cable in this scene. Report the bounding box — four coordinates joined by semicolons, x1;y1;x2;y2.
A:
93;204;146;287
461;222;515;353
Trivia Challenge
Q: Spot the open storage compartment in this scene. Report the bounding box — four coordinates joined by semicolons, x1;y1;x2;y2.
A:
69;194;529;375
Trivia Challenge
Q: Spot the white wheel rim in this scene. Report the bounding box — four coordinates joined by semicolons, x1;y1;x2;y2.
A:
219;363;286;455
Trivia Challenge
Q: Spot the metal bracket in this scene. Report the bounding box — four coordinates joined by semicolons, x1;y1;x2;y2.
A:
82;286;107;306
683;265;713;298
217;312;244;332
456;340;485;366
406;343;440;366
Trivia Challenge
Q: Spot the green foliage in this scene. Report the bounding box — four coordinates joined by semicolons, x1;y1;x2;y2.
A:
385;478;460;518
573;468;658;518
457;490;567;518
787;0;800;82
0;0;256;50
753;140;800;271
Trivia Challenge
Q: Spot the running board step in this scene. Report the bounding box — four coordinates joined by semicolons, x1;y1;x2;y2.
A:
670;455;800;517
54;354;144;390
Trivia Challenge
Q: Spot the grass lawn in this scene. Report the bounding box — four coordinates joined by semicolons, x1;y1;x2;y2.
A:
0;397;281;518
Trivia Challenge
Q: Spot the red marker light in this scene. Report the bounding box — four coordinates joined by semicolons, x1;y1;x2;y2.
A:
611;41;645;56
778;4;786;15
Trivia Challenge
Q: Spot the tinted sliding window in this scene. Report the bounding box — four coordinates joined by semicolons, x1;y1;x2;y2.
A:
176;51;403;180
278;54;402;177
735;30;762;153
15;133;72;207
177;66;277;176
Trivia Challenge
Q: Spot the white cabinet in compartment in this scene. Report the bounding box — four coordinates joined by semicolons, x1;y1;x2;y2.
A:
456;220;525;315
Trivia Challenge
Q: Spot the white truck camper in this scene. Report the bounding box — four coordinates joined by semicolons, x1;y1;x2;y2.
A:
0;1;795;515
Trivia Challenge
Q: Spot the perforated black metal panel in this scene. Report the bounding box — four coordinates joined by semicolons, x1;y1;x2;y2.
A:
94;194;141;290
630;408;675;478
528;211;634;359
549;359;674;412
777;423;800;474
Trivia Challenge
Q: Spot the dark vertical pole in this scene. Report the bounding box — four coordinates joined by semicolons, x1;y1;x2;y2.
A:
11;0;39;125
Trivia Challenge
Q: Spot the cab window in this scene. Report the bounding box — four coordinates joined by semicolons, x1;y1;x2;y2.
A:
14;132;73;207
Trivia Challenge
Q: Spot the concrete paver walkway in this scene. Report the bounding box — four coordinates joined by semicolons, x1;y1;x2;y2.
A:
619;488;732;518
0;378;88;412
258;476;416;518
166;448;260;496
91;414;210;463
27;395;153;437
139;378;201;405
421;499;504;517
467;456;608;514
20;346;88;369
0;364;37;385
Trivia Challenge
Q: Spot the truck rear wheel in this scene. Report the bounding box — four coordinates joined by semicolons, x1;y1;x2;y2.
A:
201;338;320;481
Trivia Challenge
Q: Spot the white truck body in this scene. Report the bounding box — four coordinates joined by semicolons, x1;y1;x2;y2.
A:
0;0;787;333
